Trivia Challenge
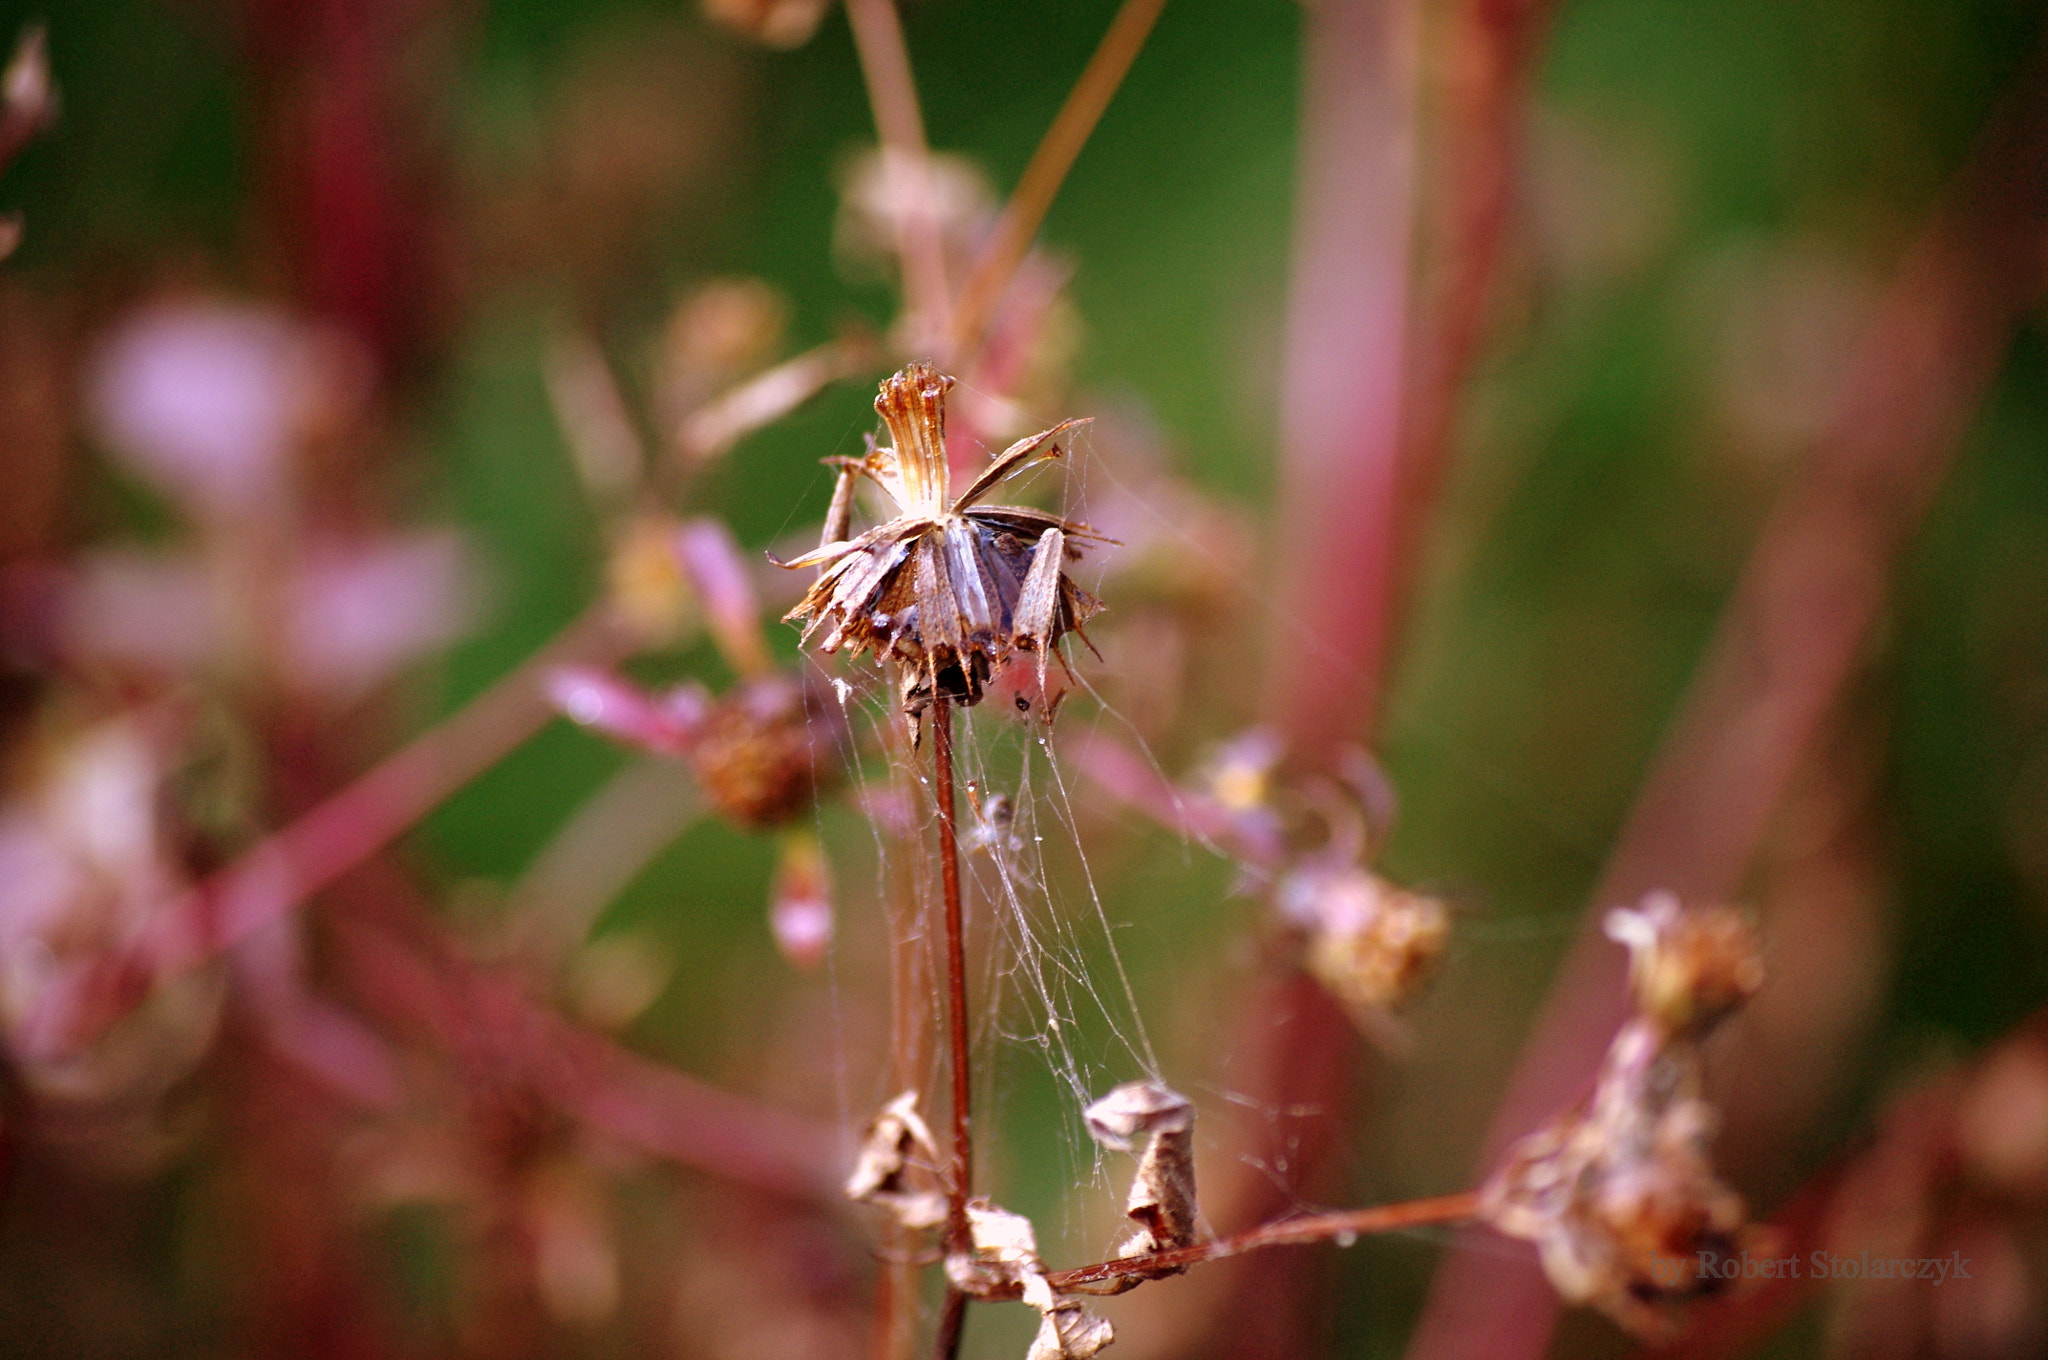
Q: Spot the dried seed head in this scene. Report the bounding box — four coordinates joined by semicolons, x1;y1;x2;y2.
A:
1605;891;1763;1039
1483;896;1767;1336
1281;867;1450;1023
1085;1081;1200;1260
776;364;1102;728
844;1091;947;1232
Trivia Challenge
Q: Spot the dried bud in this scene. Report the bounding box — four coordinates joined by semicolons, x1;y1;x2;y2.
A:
845;1091;946;1232
769;830;832;970
1279;867;1450;1022
1483;897;1767;1336
1084;1081;1200;1258
1605;891;1763;1038
686;673;839;829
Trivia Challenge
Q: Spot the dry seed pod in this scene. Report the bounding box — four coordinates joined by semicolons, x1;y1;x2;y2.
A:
1084;1080;1200;1258
1482;1022;1750;1336
1605;891;1763;1039
775;364;1102;733
1280;866;1450;1023
844;1091;946;1232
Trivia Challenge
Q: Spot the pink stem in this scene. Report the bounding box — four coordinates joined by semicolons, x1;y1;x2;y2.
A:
1407;47;2048;1360
20;605;634;1060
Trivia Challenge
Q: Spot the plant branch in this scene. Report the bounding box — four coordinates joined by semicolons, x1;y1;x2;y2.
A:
1041;1191;1481;1293
1407;40;2048;1360
844;0;953;348
930;693;973;1359
20;603;636;1060
947;0;1170;363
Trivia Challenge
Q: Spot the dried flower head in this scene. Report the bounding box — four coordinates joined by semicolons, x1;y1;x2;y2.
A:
1481;1021;1750;1335
844;1091;947;1232
1605;890;1764;1039
775;363;1102;729
1279;866;1450;1023
1084;1080;1200;1261
1481;895;1765;1337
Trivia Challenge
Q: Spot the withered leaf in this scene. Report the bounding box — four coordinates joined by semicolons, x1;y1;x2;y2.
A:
1084;1081;1199;1259
844;1091;946;1232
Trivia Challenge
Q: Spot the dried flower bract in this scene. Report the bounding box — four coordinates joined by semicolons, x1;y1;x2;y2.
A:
775;363;1102;731
1084;1080;1200;1261
944;1199;1115;1360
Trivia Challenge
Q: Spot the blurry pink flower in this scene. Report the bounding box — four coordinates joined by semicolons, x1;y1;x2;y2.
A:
285;532;472;699
86;301;366;521
547;665;708;756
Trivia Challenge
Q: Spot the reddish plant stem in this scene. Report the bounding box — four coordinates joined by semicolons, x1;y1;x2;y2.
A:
844;0;952;348
947;0;1171;364
1390;0;1555;622
930;1288;969;1360
931;697;973;1232
1042;1191;1480;1293
930;694;973;1360
1407;43;2048;1360
1261;0;1420;756
326;894;846;1204
19;604;634;1060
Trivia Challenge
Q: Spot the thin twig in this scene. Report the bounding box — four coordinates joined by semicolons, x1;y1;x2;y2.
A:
931;692;973;1359
19;604;636;1059
1045;1191;1480;1292
947;0;1171;363
930;1287;969;1360
844;0;953;347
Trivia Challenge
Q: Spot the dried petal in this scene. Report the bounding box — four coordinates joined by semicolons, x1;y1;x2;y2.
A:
1085;1081;1200;1258
700;0;834;48
845;1091;947;1232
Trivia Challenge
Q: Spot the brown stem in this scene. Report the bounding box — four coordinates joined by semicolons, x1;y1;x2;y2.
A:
930;1287;968;1360
1042;1191;1480;1293
947;0;1171;363
931;695;973;1234
930;693;974;1359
